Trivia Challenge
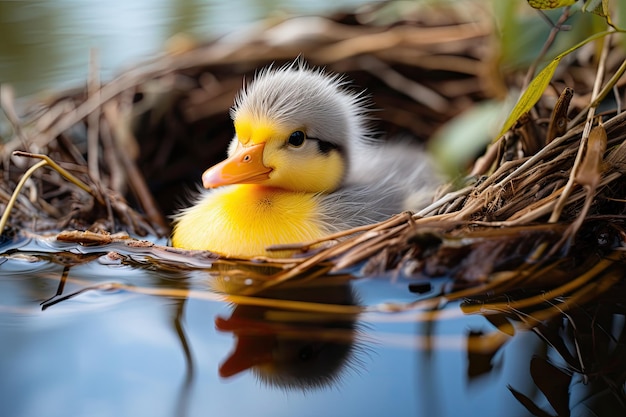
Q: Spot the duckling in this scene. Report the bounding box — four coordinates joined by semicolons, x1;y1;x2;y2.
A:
171;61;442;257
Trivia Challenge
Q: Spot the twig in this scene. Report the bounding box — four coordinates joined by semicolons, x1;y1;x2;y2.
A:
569;55;626;127
545;87;573;144
549;33;611;223
87;48;101;182
12;151;97;199
358;56;449;113
0;159;47;233
266;211;411;252
549;123;608;255
0;84;30;151
101;104;168;234
522;7;572;89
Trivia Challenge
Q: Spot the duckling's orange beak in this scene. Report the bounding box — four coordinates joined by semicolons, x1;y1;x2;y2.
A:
202;142;272;189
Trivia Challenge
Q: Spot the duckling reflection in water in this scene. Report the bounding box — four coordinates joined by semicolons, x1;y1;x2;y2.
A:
171;60;442;257
215;280;364;391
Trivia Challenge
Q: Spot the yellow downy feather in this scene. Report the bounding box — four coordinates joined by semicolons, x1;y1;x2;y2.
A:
171;185;326;257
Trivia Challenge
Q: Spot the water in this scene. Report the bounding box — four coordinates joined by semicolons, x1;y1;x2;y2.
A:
0;235;552;417
7;234;624;417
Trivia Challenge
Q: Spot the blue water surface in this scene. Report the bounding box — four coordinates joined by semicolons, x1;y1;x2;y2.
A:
0;236;545;417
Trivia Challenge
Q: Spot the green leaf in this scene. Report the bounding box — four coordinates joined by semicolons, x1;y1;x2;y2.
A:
527;0;577;10
498;57;561;137
582;0;620;28
582;0;607;16
498;29;614;138
430;98;515;177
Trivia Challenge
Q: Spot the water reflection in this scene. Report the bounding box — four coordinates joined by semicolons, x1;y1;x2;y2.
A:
214;277;361;391
461;272;626;416
512;305;626;416
1;237;625;416
6;238;364;393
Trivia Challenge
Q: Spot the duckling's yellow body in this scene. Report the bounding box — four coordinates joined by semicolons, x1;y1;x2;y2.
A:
171;185;326;256
172;62;441;258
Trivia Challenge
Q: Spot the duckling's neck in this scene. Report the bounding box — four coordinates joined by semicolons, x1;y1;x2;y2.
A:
172;185;328;257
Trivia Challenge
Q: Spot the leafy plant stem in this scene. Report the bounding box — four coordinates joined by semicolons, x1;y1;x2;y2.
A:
523;6;572;89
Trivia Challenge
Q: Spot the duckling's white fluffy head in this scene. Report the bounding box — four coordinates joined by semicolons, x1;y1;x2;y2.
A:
231;61;373;155
200;61;376;193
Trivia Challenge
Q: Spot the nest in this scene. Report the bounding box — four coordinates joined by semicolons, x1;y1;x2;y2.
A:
1;2;625;301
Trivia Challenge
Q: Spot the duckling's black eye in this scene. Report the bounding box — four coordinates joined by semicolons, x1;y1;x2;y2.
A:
288;131;306;147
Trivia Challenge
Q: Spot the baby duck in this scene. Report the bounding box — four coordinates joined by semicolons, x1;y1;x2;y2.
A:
171;62;441;257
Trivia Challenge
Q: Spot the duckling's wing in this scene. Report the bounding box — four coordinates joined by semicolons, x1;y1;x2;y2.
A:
320;142;443;231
